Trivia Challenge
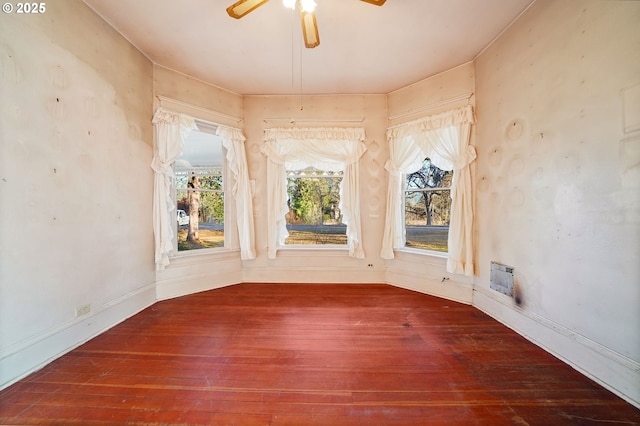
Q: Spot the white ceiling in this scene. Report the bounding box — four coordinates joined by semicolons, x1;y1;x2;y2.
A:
83;0;534;95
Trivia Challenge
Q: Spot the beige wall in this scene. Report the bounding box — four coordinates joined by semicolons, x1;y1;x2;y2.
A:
0;0;155;388
388;62;475;125
473;0;640;405
153;65;243;125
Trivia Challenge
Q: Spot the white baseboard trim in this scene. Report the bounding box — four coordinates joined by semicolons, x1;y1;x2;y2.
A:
156;250;243;300
385;269;473;304
0;283;156;391
156;272;242;300
473;287;640;408
242;267;385;284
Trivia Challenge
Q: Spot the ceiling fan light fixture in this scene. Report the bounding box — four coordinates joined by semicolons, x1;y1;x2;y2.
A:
282;0;296;10
227;0;385;49
300;0;317;13
300;9;319;48
226;0;270;19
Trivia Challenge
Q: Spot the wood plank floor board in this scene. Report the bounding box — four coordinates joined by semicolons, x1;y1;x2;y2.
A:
1;283;638;425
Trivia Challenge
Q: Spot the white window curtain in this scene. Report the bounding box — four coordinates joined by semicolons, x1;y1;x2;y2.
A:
152;109;256;269
381;105;476;276
216;125;256;260
261;127;367;259
151;108;196;270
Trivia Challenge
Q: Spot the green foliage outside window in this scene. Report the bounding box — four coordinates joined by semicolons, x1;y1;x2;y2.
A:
285;168;346;245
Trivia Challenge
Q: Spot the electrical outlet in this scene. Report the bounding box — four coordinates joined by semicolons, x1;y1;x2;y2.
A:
75;304;91;317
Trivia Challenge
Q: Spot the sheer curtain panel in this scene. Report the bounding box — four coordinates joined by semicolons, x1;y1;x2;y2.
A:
261;127;367;259
381;105;476;276
151;108;196;270
216;125;256;260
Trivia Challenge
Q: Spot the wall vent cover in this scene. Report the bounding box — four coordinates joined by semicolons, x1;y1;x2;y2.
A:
490;262;514;297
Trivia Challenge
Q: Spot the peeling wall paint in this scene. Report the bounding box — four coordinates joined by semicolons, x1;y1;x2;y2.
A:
0;0;154;388
474;0;640;404
153;65;243;122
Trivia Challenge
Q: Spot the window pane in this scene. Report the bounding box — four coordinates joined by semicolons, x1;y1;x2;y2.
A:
176;169;223;189
285;174;346;245
177;129;223;168
177;189;224;251
405;190;451;252
406;158;452;190
404;158;452;253
175;129;225;252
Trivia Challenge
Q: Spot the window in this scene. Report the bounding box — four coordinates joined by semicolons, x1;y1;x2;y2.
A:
404;158;452;252
174;127;225;252
262;127;367;258
285;167;346;245
381;105;474;275
152;107;254;269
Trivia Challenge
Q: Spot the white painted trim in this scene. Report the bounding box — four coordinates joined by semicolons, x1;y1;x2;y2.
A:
385;269;473;305
243;267;385;284
473;287;640;408
167;248;241;268
394;247;448;260
387;92;473;122
156;249;243;300
383;249;473;303
0;284;156;391
156;95;242;127
156;272;242;300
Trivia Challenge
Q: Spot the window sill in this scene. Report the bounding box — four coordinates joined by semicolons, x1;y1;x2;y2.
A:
394;247;448;260
278;245;349;255
391;248;449;275
281;244;348;250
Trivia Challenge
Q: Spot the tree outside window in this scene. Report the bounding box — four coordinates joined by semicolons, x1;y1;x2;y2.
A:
174;129;225;252
404;158;452;252
285;168;346;245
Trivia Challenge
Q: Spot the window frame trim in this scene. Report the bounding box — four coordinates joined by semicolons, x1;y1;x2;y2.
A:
284;169;347;248
401;161;453;255
170;119;235;257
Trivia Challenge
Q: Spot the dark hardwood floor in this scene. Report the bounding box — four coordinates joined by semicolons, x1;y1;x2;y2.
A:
1;283;638;425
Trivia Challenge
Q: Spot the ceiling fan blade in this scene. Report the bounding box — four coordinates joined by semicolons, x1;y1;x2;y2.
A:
226;0;270;19
300;10;320;48
360;0;386;5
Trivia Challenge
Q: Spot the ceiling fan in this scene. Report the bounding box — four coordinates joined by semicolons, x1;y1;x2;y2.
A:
226;0;387;49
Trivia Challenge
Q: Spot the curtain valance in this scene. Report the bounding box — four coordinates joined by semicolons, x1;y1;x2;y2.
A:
264;127;366;142
262;127;366;170
387;105;475;139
